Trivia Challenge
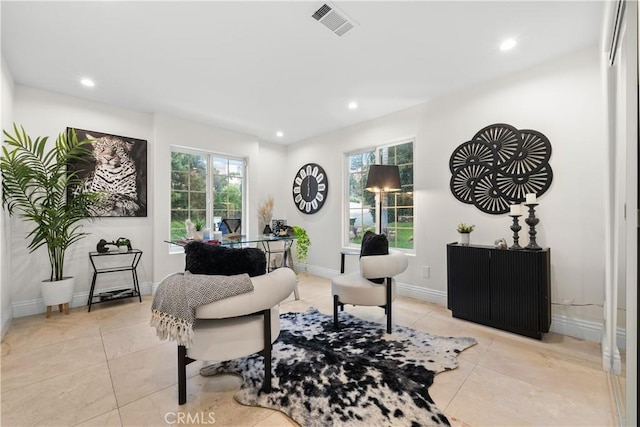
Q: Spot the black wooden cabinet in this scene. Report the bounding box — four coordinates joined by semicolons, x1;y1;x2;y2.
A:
446;243;551;339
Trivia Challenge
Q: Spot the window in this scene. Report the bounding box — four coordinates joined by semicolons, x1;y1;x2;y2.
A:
346;139;414;250
170;149;245;241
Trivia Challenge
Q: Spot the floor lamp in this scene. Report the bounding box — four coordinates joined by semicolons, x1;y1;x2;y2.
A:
365;165;402;235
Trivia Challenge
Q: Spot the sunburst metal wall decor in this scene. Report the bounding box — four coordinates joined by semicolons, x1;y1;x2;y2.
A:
449;123;553;214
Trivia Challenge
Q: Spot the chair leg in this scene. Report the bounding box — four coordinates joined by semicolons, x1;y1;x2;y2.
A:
386;277;393;334
178;345;188;404
178;345;196;404
333;295;340;329
262;309;272;393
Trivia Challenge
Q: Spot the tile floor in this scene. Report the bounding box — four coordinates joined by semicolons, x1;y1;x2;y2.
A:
1;274;617;426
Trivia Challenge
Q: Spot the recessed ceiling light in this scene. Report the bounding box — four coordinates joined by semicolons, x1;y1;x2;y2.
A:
80;78;95;87
276;131;284;137
348;101;358;109
500;38;517;51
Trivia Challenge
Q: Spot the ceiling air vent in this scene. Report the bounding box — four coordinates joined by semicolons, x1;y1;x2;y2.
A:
312;3;356;37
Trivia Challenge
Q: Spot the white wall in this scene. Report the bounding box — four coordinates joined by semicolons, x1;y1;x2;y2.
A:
4;47;609;341
10;87;154;315
152;113;261;282
5;87;291;316
286;47;607;334
1;55;15;336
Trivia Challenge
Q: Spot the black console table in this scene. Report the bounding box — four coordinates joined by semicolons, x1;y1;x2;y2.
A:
446;243;551;339
88;249;143;312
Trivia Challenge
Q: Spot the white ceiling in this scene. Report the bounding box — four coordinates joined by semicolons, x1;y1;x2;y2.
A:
1;1;604;145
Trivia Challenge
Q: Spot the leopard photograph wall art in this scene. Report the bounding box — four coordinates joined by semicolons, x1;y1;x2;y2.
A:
66;128;148;217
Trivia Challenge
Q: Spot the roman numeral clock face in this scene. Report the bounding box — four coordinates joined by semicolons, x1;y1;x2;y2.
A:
292;163;328;214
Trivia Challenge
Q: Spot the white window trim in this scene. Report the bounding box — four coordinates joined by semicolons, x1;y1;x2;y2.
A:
343;137;416;254
169;146;248;253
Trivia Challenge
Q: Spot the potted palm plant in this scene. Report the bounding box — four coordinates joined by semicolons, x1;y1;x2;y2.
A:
1;124;101;314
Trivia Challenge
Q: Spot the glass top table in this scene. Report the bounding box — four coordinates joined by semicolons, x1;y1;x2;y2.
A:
166;234;295;247
166;234;299;300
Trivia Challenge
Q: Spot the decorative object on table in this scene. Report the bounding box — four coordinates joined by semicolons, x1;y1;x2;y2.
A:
66;127;147;217
508;203;523;250
96;239;111;253
524;193;542;250
201;308;476;427
257;195;274;234
292;163;328;214
456;222;475;246
96;239;124;253
365;164;402;234
494;238;508;249
449;123;553;214
271;219;287;236
115;237;132;252
193;218;206;240
1;125;103;316
221;218;241;235
509;214;524;250
185;219;196;239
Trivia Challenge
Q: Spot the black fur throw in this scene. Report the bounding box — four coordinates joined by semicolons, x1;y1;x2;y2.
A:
360;231;389;284
360;231;389;257
184;241;267;277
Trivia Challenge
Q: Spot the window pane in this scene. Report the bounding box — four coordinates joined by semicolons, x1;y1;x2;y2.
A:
191;192;206;209
171;171;187;190
399;164;413;187
347;151;376;244
171;191;188;209
229;159;244;177
213;157;228;175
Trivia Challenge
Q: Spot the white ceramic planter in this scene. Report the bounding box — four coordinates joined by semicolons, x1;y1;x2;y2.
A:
459;232;470;246
118;245;129;253
41;277;75;306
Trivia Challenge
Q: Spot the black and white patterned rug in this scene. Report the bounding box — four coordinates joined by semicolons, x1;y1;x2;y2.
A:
200;308;476;427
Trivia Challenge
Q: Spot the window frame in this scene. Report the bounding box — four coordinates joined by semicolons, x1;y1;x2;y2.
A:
169;146;247;251
344;137;415;253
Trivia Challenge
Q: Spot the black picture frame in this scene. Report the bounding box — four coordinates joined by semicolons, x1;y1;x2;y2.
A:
67;128;148;217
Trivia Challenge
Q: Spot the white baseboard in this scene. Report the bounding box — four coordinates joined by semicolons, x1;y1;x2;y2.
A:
11;282;153;318
1;305;13;339
396;282;448;306
10;265;623;350
304;264;617;346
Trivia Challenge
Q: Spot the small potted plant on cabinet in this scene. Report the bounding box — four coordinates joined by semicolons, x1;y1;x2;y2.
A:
456;222;475;246
1;125;101;316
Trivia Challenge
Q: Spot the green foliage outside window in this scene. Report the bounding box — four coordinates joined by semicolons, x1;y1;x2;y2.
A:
170;151;244;240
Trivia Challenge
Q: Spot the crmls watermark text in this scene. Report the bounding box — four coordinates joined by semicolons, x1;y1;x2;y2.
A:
165;411;216;425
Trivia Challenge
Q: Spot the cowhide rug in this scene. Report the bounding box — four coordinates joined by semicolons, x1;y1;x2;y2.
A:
200;308;476;426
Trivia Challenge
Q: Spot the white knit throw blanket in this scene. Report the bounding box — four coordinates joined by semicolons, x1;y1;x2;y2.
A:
150;271;254;347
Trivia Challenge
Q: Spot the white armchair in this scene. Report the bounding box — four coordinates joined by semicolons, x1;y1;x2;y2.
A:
178;267;297;404
331;250;408;333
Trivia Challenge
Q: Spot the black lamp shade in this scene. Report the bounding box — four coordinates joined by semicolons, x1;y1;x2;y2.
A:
365;165;401;192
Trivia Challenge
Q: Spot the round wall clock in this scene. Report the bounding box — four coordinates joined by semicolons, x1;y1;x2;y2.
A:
292;163;328;214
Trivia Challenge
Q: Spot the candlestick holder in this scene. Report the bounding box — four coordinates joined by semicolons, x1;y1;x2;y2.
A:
524;203;542;250
509;214;523;250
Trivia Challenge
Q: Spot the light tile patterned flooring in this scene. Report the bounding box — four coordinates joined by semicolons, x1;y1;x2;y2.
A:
1;274;617;426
